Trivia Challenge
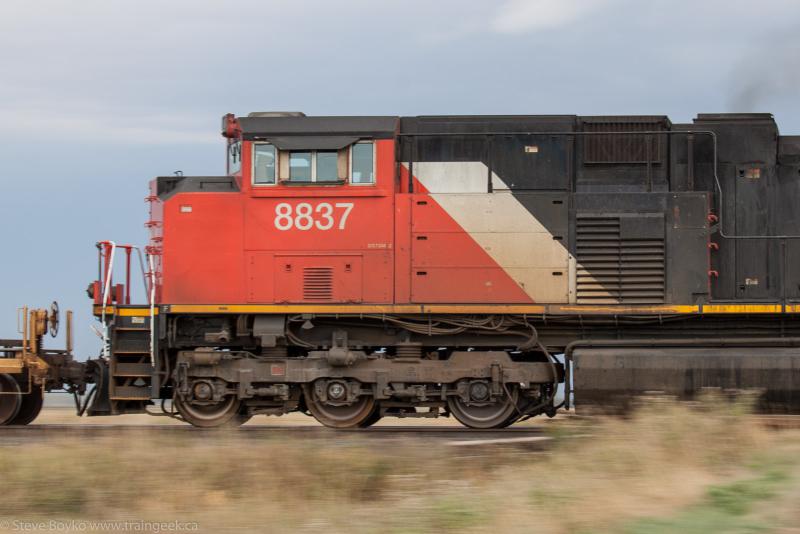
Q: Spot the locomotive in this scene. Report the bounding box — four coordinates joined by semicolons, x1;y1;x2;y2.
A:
3;111;800;428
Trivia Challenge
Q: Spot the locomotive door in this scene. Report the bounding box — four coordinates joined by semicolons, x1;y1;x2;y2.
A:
734;164;772;299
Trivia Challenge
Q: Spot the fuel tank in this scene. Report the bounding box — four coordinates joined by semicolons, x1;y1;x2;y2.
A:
572;346;800;414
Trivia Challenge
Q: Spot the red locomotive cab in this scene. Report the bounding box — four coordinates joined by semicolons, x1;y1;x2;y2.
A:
241;117;398;305
155;114;398;306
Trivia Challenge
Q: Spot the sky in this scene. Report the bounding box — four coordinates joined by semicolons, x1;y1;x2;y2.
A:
0;0;798;358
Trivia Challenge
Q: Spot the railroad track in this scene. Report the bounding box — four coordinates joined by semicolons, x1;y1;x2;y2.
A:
2;414;794;448
0;424;554;449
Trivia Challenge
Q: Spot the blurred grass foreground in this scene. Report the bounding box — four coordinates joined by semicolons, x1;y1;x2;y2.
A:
1;396;799;533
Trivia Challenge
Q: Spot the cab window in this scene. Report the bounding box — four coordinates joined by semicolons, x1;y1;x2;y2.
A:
316;151;339;182
289;152;312;181
262;142;376;185
351;142;374;184
287;150;340;182
253;144;276;184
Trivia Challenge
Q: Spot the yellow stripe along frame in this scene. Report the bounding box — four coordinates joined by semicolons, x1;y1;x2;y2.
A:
94;303;798;316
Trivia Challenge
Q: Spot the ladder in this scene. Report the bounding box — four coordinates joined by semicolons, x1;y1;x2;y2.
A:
94;240;157;415
108;310;153;414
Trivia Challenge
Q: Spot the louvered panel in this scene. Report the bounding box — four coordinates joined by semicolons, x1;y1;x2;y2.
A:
582;119;666;164
303;267;334;301
576;215;665;304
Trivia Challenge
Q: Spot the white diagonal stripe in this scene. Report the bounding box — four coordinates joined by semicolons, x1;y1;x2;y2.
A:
406;161;583;303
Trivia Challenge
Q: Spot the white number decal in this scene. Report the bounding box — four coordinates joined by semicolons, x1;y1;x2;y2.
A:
274;203;293;230
295;202;314;230
274;202;354;231
315;203;334;230
335;202;354;230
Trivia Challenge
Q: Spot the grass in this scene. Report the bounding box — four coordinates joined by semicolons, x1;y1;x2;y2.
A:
1;395;799;533
616;461;795;534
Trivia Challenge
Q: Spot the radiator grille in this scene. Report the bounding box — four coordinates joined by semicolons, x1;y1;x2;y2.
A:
583;119;664;164
576;216;665;304
303;267;334;301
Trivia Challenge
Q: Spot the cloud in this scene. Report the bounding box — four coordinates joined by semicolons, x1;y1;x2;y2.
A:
490;0;617;33
490;0;800;36
0;100;219;145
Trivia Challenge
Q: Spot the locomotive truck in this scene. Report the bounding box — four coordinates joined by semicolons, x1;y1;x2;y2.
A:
2;111;800;428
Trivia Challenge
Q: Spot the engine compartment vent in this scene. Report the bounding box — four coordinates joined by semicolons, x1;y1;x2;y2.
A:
303;267;334;301
576;214;666;304
581;117;668;165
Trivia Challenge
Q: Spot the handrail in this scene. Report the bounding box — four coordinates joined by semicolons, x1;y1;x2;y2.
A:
100;241;116;359
97;241;157;362
134;247;150;302
97;242;153;305
148;254;156;367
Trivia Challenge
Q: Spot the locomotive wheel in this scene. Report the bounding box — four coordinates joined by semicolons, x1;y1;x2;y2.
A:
303;383;377;429
174;394;244;428
236;409;253;425
447;383;520;429
357;405;382;428
8;382;44;426
0;374;22;426
492;396;540;428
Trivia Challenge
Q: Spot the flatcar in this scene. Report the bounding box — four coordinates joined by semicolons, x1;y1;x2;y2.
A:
4;111;800;428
